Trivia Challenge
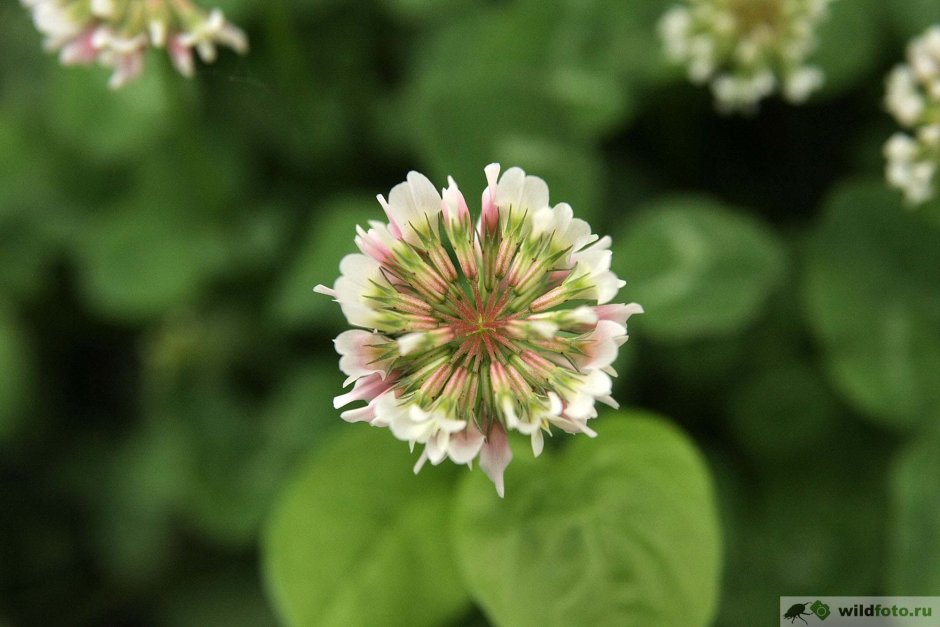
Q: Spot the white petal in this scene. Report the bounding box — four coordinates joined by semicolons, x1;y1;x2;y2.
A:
495;167;549;213
386;171;442;244
480;425;513;498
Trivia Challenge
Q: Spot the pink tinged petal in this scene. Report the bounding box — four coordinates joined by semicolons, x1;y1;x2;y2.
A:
480;423;513;498
333;373;392;408
340;405;371;423
376;194;403;240
481;163;501;232
355;224;392;263
107;50;145;90
59;28;97;65
594;303;644;325
442;176;470;225
582;320;627;370
447;425;485;465
168;35;194;77
335;329;392;385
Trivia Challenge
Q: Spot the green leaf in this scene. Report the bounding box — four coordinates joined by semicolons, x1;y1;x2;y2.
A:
176;363;345;547
884;0;940;39
269;195;377;331
74;196;229;322
812;0;884;98
889;427;940;594
45;63;172;161
803;180;940;428
262;426;471;627
612;196;786;342
453;411;722;627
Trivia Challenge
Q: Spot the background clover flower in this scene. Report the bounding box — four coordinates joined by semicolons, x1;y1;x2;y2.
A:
884;26;940;206
659;0;835;113
22;0;247;89
316;164;642;497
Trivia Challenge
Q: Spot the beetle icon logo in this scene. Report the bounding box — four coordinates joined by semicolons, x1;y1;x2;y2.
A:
783;599;829;623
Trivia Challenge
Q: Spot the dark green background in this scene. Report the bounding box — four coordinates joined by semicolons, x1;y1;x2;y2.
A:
2;0;940;625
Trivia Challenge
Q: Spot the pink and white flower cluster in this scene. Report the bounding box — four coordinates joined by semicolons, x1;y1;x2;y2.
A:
317;164;642;497
22;0;247;89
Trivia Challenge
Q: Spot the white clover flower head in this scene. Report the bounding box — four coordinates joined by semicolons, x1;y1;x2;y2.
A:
884;26;940;206
658;0;836;113
316;164;642;497
22;0;248;89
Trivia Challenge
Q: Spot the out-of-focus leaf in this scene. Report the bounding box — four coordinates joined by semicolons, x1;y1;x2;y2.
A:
889;427;940;594
45;65;173;161
402;2;617;221
453;412;722;627
813;0;884;98
270;195;376;331
884;0;940;39
727;363;840;460
803;180;940;428
176;364;344;547
0;309;29;442
612;196;786;342
74;197;229;322
263;427;470;627
0;110;67;299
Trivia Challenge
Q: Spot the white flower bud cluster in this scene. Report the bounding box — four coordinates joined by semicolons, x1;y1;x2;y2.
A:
21;0;247;89
659;0;835;113
884;26;940;206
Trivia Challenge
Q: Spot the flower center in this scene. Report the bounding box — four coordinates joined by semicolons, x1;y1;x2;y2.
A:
730;0;783;33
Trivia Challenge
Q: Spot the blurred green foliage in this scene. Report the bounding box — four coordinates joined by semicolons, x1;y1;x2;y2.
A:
2;0;940;625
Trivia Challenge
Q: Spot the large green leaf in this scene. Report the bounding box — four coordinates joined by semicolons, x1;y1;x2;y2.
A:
889;427;940;594
262;426;471;627
803;180;940;428
453;411;721;627
612;196;786;342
